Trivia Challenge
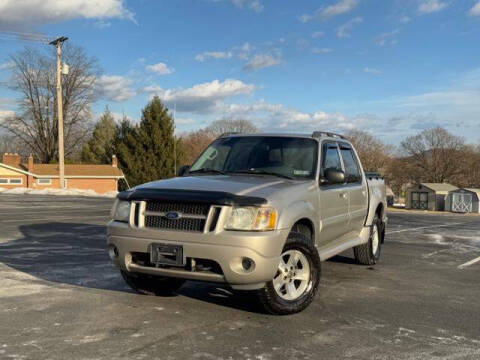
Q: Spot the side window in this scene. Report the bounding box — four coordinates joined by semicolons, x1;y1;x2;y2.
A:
340;146;361;183
321;143;342;175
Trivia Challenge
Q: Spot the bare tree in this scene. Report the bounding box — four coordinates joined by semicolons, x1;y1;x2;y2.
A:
344;129;393;172
0;133;24;155
451;144;480;188
384;157;415;198
0;45;101;163
206;119;259;136
179;129;216;165
400;127;466;183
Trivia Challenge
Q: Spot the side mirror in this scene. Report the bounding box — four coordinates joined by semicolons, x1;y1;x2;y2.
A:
322;168;345;185
177;165;190;177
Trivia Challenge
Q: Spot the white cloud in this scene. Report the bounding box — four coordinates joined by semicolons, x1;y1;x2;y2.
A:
210;0;263;12
173;69;480;142
98;75;136;102
175;117;196;125
0;61;15;70
336;17;363;38
418;0;448;14
364;67;382;75
145;79;256;113
374;29;400;46
0;0;134;29
146;62;174;75
235;42;254;60
0;98;15;107
231;0;264;12
94;20;111;29
468;1;480;16
243;54;281;71
395;90;480;108
240;42;253;52
109;112;136;123
312;47;333;54
214;100;352;132
142;85;163;93
195;51;233;62
300;0;359;22
297;38;311;50
193;41;282;71
311;31;325;38
0;110;14;121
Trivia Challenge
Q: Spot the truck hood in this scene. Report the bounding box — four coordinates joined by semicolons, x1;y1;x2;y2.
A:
133;175;313;200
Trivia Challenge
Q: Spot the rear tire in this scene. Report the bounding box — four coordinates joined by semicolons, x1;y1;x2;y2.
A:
354;214;382;265
121;270;185;296
256;232;321;315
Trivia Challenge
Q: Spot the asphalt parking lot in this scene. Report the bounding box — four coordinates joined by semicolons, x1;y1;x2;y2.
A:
0;194;479;360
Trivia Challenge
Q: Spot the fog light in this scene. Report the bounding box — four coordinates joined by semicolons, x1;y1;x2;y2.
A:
242;257;254;271
108;244;119;260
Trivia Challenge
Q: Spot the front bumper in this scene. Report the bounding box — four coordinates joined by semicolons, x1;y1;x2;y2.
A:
107;221;289;290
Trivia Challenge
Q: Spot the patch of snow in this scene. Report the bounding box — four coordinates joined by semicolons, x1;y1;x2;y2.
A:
0;187;117;198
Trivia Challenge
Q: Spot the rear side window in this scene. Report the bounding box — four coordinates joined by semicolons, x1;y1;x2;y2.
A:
340;147;361;183
322;143;342;174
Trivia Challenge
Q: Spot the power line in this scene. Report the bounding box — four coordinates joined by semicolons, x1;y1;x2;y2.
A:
0;30;50;44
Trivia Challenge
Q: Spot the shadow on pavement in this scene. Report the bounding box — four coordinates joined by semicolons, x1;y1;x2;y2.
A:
327;254;357;265
0;222;262;313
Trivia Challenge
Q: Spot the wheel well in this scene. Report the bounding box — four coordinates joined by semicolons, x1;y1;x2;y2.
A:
292;218;314;241
375;203;385;243
376;203;384;219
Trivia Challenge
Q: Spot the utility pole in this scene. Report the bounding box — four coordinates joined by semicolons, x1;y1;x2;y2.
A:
49;36;68;189
173;103;177;176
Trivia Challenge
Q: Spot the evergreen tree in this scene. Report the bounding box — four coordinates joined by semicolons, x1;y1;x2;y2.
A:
116;96;178;187
115;116;140;187
81;107;116;164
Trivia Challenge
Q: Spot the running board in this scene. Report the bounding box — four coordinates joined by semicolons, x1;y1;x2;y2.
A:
317;227;370;261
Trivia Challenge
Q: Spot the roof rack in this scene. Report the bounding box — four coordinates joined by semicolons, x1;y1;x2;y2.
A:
219;132;241;138
311;131;346;140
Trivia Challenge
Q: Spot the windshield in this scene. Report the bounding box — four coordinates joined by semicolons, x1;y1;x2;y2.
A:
190;136;318;180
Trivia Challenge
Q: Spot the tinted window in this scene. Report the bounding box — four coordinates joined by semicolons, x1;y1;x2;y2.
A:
340;147;361;183
322;143;342;174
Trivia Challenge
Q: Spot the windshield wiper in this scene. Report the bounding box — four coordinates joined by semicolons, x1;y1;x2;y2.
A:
189;168;227;175
231;169;294;180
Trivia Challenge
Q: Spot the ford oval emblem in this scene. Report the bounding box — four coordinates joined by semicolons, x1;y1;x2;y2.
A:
164;211;182;220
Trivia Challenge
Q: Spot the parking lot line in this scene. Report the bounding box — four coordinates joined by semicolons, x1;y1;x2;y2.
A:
458;256;480;269
386;223;463;234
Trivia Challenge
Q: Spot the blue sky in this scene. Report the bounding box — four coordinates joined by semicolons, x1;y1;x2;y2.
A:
1;0;480;144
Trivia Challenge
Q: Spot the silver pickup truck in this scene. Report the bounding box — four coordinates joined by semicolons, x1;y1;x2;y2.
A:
107;132;387;314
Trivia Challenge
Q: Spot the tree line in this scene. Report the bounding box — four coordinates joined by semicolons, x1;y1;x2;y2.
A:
1;44;479;194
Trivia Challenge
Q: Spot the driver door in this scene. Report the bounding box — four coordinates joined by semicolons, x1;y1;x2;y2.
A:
317;141;350;246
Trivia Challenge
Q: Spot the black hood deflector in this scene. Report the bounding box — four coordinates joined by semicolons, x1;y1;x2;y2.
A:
117;188;267;206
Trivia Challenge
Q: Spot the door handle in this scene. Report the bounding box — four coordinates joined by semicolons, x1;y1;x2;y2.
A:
339;192;348;199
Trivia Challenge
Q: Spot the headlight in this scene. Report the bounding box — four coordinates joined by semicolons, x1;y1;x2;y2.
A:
112;200;131;222
225;206;277;231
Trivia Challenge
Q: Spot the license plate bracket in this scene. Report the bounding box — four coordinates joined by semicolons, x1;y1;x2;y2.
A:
149;243;184;267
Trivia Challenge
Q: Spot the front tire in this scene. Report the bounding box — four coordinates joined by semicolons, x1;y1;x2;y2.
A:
256;232;321;315
121;270;185;296
353;214;382;265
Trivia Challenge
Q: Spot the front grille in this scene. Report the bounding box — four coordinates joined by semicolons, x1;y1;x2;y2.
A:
143;201;210;232
146;201;209;216
145;215;205;232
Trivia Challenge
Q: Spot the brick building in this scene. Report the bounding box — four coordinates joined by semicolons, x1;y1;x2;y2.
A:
0;153;125;194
